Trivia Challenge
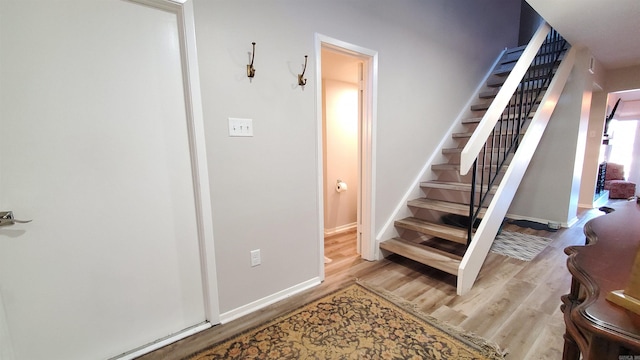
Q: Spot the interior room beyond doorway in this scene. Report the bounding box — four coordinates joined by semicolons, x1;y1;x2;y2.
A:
321;48;361;264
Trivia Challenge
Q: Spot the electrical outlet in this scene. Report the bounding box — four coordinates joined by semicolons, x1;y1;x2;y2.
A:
229;118;253;137
250;249;261;267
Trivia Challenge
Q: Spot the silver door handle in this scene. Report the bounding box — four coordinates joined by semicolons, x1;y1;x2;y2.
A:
0;211;32;227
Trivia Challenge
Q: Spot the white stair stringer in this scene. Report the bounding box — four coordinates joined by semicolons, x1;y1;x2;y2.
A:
456;45;577;295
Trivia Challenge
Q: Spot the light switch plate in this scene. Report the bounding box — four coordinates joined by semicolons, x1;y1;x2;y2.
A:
250;249;261;267
229;118;253;137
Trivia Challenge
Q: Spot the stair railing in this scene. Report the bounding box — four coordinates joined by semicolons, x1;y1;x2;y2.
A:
457;27;576;295
462;25;568;243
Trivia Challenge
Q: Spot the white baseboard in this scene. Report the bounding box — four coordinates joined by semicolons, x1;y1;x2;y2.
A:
566;216;579;228
219;277;321;324
505;212;575;229
111;322;211;360
324;223;357;236
578;202;595;209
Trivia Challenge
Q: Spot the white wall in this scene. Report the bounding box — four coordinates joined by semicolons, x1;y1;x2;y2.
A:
508;48;593;226
192;0;520;315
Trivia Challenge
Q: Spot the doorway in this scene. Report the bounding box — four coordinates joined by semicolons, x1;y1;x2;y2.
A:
315;35;378;279
598;90;640;198
321;49;360;266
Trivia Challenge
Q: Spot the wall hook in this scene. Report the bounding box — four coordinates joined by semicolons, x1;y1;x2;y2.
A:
247;42;256;78
298;55;308;86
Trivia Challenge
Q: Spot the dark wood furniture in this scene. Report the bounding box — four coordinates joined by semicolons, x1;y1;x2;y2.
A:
562;201;640;359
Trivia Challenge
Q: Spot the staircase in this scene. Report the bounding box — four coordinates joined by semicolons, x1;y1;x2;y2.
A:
379;23;574;295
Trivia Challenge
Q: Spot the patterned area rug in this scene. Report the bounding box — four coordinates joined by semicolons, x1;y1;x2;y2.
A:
188;284;504;359
490;230;552;261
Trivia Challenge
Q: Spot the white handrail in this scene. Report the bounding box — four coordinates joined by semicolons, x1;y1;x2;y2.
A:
459;22;551;175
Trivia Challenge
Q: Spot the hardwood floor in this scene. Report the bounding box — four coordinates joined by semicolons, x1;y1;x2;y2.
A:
139;203;618;360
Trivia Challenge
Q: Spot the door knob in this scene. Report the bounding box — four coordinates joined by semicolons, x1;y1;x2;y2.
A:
0;211;32;227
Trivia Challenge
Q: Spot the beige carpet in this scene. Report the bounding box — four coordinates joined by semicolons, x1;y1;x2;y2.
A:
187;283;504;359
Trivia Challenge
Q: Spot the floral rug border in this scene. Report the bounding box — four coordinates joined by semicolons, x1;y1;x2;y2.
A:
356;280;506;359
186;281;505;359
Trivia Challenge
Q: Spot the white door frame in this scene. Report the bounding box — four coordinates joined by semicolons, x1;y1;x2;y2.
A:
116;1;219;357
315;34;378;278
131;0;219;325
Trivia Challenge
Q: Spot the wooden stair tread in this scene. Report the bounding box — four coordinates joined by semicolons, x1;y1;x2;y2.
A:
487;70;559;87
380;237;461;275
431;163;505;171
505;44;527;54
431;163;461;171
452;131;524;138
462;112;535;124
478;88;500;99
479;85;548;99
492;62;517;76
498;46;526;64
442;147;510;155
420;181;497;195
493;58;561;76
493;52;564;76
471;100;540;112
461;116;484;124
408;197;488;217
395;217;467;244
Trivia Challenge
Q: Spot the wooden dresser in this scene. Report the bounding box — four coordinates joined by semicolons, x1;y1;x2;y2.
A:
562;201;640;359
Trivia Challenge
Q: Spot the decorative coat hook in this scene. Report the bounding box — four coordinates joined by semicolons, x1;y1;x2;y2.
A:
298;55;308;86
247;42;256;78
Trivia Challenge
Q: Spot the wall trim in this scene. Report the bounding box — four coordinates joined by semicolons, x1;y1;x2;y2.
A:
566;216;579;228
111;322;211;360
505;212;580;229
219;278;321;324
324;222;358;236
130;0;220;325
578;202;595;209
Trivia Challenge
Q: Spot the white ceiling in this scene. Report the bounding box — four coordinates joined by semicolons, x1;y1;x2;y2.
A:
525;0;640;119
526;0;640;70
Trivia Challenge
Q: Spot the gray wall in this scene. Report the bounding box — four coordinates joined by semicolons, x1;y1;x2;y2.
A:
192;0;520;315
509;48;594;226
519;0;544;45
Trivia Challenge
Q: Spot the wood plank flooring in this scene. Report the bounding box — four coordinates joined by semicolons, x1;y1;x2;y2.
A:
139;203;620;360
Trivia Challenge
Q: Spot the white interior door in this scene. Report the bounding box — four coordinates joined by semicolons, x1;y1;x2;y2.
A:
0;1;215;359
